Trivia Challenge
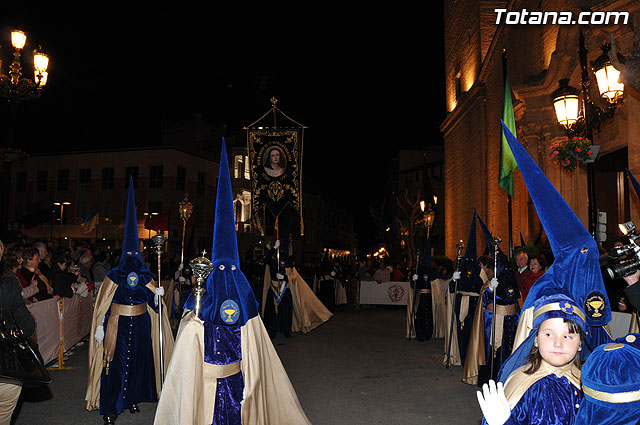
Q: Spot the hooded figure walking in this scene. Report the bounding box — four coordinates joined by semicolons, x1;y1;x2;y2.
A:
154;140;312;425
85;176;174;424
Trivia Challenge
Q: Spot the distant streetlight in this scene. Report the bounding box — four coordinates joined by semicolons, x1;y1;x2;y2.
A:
0;29;50;102
53;201;70;242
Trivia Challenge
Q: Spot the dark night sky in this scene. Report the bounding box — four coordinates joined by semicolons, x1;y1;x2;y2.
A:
1;7;445;251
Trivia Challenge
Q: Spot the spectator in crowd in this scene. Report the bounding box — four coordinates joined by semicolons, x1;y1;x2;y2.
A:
0;240;36;425
520;254;546;304
92;252;109;289
48;253;88;299
17;247;52;301
33;241;50;276
477;255;494;280
513;249;532;308
391;263;405;281
77;252;94;286
1;249;38;301
373;261;391;283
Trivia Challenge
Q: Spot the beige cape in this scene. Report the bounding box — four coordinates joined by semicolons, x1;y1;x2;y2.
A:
461;269;490;385
153;312;313;425
84;277;175;411
503;361;581;409
261;265;333;333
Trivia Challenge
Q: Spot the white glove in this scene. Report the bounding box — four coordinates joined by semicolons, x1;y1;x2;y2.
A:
477;380;511;425
274;240;280;249
276;273;284;280
154;286;165;306
331;271;336;277
95;324;104;344
489;278;499;291
412;274;419;282
453;271;461;280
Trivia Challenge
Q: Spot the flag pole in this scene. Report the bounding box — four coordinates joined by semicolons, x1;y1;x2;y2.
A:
502;49;514;259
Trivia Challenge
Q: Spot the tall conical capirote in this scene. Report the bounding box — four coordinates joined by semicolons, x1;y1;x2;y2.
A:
500;121;611;331
211;138;240;267
185;138;259;326
457;211;483;291
476;212;508;277
105;176;154;286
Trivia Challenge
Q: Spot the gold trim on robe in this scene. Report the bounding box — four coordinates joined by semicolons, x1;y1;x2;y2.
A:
503;360;581;409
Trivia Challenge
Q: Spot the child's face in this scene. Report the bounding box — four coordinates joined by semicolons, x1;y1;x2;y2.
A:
535;318;581;368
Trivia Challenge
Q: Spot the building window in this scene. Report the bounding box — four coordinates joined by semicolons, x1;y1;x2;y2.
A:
57;169;70;192
36;170;47;192
177;166;186;191
149;165;163;189
125;166;139;188
102;168;114;190
79;168;91;191
244;156;250;180
15;171;26;192
197;172;206;194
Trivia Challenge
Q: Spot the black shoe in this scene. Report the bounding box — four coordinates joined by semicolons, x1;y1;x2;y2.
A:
103;415;117;424
128;404;140;413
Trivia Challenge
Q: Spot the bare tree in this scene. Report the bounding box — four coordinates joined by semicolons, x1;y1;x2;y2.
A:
395;187;423;262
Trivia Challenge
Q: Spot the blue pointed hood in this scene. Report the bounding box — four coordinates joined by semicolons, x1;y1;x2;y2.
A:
457;211;483;292
476;212;511;280
106;176;154;286
500;121;611;329
185;139;259;326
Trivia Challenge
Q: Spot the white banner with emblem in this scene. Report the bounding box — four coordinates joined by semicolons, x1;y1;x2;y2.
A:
359;281;410;305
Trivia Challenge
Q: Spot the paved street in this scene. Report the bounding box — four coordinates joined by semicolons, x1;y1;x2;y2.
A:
14;306;482;425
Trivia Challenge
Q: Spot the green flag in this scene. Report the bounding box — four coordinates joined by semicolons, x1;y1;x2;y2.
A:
499;60;518;197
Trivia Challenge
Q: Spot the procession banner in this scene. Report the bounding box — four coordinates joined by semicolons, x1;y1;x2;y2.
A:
247;128;302;235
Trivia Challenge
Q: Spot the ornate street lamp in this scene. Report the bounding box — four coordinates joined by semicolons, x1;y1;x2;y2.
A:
0;29;50;102
420;200;436;239
551;30;625;238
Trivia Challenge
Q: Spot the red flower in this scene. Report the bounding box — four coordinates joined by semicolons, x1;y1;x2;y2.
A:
587;151;593;155
576;148;581;152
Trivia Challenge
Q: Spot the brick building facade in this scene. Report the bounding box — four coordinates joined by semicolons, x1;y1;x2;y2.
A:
441;0;640;258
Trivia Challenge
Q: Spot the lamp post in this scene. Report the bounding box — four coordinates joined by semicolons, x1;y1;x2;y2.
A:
551;30;624;238
178;193;194;267
53;201;70;243
0;29;50;103
0;30;50;237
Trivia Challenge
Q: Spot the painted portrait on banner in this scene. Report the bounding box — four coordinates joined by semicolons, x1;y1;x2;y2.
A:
247;128;303;235
263;145;287;178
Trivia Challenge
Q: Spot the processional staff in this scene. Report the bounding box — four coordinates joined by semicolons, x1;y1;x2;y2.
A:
151;230;167;387
190;251;213;319
178;194;194;268
489;234;502;380
446;240;465;369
